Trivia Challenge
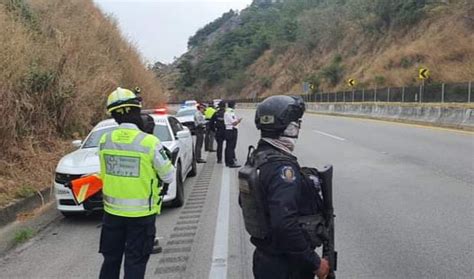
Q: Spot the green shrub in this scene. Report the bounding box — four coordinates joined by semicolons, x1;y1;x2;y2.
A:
320;55;344;86
320;64;343;86
374;75;386;86
400;57;412;69
5;0;40;32
304;73;321;92
14;228;35;244
260;76;272;88
22;65;56;95
224;72;248;96
15;185;35;198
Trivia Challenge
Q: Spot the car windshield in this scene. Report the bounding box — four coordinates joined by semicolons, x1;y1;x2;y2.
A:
176;109;196;117
154;124;172;142
82;126;117;148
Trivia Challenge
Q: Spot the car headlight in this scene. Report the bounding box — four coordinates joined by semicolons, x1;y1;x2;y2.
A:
54;172;83;184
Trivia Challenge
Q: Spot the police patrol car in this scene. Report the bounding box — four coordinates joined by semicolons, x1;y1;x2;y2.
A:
54;113;196;217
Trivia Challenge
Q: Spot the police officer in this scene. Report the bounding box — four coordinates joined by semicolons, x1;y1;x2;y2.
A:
98;87;175;279
224;100;242;168
210;101;226;164
204;103;216;152
194;103;207;163
240;95;330;279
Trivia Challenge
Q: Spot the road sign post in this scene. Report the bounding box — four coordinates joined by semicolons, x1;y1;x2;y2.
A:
469;81;472;103
441;83;445;103
418;67;429;103
419;80;424;103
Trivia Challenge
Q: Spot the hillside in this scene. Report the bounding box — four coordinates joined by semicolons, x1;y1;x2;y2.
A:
0;0;167;206
162;0;473;100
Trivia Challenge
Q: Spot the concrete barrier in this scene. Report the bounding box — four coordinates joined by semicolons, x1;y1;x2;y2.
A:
235;102;474;130
0;188;53;227
168;102;473;130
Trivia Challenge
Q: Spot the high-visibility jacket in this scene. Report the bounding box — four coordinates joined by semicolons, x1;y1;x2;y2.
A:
204;107;216;120
99;126;173;217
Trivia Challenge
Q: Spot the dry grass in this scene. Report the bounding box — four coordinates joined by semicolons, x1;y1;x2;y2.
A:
0;0;167;206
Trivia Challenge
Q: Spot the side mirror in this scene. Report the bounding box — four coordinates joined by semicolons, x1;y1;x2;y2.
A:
176;130;190;139
72;140;82;148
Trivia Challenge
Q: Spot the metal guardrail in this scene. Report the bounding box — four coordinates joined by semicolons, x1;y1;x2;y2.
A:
169;81;472;104
235;81;473;104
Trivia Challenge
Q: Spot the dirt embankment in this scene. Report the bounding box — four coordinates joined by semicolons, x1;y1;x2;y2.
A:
242;5;474;98
0;0;167;207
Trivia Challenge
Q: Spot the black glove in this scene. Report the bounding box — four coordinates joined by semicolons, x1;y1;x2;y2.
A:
160;183;170;196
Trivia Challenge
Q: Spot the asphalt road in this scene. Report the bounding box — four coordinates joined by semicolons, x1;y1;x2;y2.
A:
0;109;472;278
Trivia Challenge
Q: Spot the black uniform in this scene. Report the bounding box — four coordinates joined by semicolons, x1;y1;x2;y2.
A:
99;213;156;279
210;108;226;163
251;141;323;279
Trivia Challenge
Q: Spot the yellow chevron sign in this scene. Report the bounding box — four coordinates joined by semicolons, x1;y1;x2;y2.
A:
419;68;430;80
347;79;356;87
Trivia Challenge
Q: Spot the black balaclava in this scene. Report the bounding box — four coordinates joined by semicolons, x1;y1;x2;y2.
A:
111;107;145;131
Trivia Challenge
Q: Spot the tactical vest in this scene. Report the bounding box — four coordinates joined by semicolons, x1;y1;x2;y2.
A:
238;145;328;247
99;128;165;217
215;110;225;131
238;146;298;239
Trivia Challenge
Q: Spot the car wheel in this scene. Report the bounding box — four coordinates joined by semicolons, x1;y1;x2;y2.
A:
188;151;197;177
170;163;184;208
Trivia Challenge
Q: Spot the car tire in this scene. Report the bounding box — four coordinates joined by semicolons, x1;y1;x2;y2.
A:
170;163;184;208
188;151;197;177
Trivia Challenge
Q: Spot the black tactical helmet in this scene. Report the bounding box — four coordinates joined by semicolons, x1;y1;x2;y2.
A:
255;95;305;137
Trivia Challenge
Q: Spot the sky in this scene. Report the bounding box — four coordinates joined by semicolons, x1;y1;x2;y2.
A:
93;0;253;64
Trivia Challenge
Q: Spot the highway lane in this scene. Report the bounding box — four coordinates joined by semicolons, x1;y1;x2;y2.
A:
233;110;473;278
0;109;472;278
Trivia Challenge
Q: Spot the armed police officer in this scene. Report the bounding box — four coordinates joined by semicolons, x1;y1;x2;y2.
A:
98;87;175;279
239;95;335;279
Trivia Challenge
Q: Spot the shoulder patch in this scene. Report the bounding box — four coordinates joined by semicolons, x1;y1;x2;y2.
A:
280;166;296;183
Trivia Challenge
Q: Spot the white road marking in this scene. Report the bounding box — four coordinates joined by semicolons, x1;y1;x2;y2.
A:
209;167;230;279
313;130;346;141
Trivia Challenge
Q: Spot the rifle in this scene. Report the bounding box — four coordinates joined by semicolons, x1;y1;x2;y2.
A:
318;165;337;279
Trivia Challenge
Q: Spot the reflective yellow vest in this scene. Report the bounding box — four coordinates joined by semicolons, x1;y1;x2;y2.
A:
204;107;216;120
99;128;170;217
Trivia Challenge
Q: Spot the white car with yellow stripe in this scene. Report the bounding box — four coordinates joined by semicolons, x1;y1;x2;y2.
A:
54;114;196;217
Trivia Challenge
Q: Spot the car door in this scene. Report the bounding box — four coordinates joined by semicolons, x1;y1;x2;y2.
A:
168;117;191;171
